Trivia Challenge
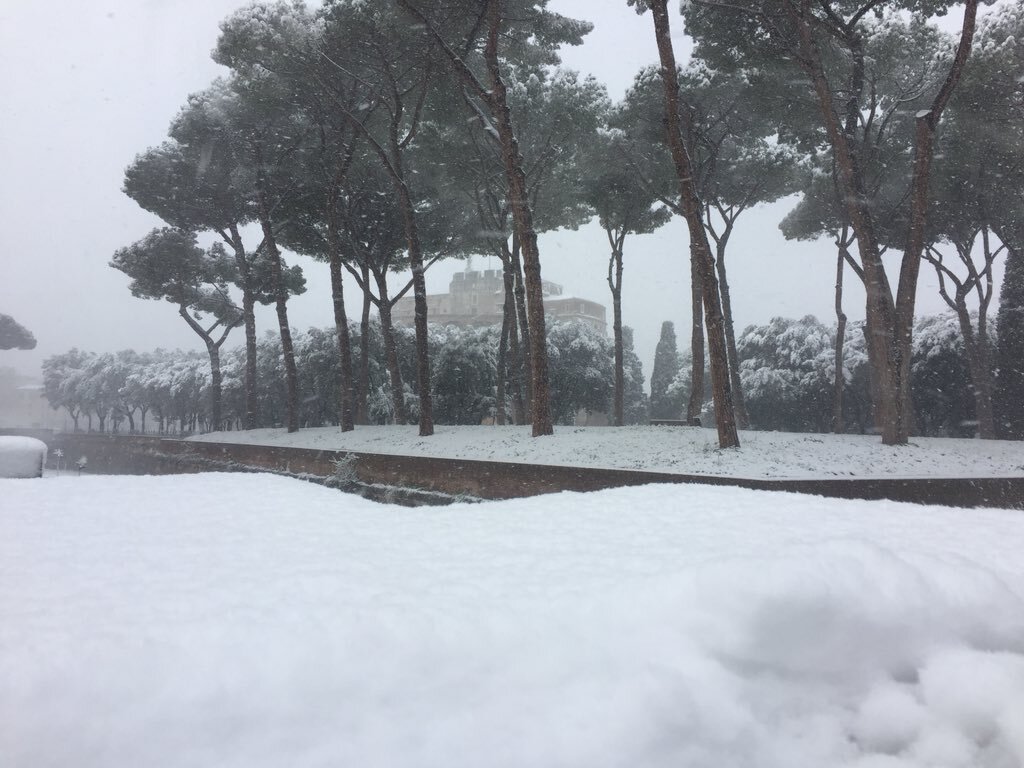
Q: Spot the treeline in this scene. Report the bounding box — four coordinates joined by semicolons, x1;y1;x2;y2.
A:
98;0;1024;446
650;312;1021;438
47;308;1008;439
41;320;647;434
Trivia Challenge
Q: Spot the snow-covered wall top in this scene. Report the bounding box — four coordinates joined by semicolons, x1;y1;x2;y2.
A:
0;436;47;478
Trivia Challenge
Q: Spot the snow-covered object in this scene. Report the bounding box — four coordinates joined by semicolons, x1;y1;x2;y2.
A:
3;474;1024;767
0;436;46;478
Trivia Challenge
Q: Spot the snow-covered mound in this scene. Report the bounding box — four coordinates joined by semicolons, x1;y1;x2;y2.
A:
192;424;1024;479
2;473;1023;767
0;436;46;478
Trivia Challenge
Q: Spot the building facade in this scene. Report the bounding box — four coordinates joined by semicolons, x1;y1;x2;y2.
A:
392;269;607;334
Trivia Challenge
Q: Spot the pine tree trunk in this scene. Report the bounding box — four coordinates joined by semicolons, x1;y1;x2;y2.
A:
252;143;299;433
228;226;259;430
508;235;533;420
496;296;510;426
608;246;625;427
390;153;434;437
788;0;977;445
178;304;225;434
688;208;706;422
327;213;355;432
501;253;526;424
484;1;552;436
650;0;738;448
715;238;747;429
954;297;996;438
206;341;223;432
357;269;372;425
375;271;407;425
833;245;848;434
994;231;1024;438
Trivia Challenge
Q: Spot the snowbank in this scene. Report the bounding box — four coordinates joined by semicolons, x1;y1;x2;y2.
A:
0;436;46;478
3;474;1024;767
192;424;1024;479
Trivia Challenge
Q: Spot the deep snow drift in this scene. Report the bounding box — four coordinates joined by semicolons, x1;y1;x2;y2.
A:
192;424;1024;479
3;474;1024;767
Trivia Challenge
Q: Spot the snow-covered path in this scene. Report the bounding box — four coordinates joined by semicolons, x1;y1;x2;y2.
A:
3;474;1024;767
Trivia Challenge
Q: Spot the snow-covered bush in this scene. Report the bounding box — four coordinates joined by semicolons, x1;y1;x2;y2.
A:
0;437;47;478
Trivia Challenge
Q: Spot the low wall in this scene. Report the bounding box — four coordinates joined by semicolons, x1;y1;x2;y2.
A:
33;432;1024;510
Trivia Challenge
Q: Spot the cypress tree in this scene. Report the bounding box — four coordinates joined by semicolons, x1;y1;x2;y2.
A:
995;241;1024;438
650;321;681;420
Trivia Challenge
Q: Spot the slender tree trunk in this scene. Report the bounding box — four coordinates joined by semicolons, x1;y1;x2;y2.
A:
140;408;147;435
496;295;510;426
327;213;355;432
178;305;225;433
715;236;747;429
389;154;434;437
207;342;223;431
228;226;259;430
649;0;738;448
607;244;625;426
500;252;526;424
495;247;511;426
357;267;372;425
240;290;258;428
787;0;977;445
484;2;552;436
506;238;532;419
954;298;996;438
374;271;407;425
687;254;705;423
833;243;848;434
252;143;299;433
896;3;978;441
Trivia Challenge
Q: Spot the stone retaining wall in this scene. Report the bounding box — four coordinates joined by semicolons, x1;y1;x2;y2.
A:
28;432;1024;510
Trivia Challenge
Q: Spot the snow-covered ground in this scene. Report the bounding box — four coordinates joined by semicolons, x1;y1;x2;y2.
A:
193;424;1024;479
3;473;1024;767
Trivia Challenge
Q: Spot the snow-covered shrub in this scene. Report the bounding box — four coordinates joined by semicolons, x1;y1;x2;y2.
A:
912;313;978;437
547;320;613;425
0;437;47;478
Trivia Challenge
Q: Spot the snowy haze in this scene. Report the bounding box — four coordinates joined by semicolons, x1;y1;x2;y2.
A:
0;0;992;383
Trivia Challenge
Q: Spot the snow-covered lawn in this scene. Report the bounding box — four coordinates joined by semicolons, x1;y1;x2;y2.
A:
193;424;1024;479
3;474;1024;767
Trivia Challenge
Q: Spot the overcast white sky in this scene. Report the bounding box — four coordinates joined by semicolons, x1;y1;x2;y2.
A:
0;0;992;383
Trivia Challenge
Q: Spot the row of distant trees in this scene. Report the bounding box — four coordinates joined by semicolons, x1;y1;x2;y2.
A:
104;0;1022;446
44;306;1011;439
41;320;647;434
651;307;1024;439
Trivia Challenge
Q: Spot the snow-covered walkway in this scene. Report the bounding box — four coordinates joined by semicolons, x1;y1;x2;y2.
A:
193;424;1024;479
3;473;1024;767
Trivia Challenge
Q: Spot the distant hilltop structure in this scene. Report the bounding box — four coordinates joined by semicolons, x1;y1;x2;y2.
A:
392;269;607;334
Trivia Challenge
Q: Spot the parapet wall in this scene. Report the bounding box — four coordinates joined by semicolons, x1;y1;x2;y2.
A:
27;432;1024;510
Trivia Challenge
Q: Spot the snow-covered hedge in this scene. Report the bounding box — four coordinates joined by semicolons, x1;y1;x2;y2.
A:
0;436;47;478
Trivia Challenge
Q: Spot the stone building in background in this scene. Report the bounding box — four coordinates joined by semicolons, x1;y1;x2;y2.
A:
0;372;63;430
392;269;607;334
